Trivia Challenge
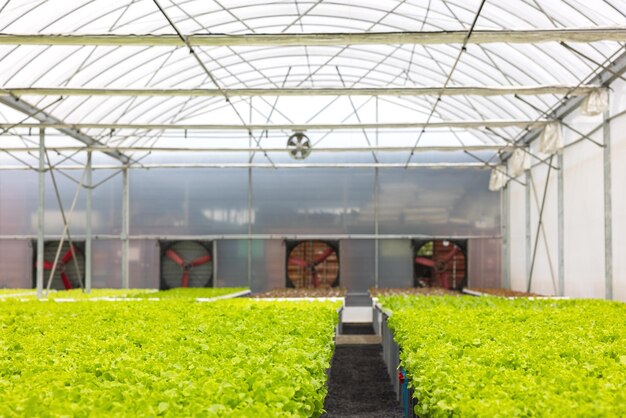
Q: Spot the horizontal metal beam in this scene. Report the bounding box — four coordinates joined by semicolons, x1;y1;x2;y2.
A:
0;233;502;241
1;85;599;97
0;162;485;170
1;145;511;153
0;28;624;46
0;96;130;163
2;119;550;131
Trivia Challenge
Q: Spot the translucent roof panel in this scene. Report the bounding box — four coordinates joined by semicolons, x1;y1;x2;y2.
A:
0;0;624;163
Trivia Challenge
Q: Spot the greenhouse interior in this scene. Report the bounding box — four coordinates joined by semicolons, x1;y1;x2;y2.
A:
0;0;625;416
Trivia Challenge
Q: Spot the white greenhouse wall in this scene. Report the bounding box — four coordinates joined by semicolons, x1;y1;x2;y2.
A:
610;79;626;302
508;77;626;301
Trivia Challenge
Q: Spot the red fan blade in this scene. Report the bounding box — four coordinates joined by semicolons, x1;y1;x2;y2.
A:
288;257;309;267
439;271;449;289
312;269;321;288
190;254;212;267
441;246;460;264
314;247;335;265
181;270;189;288
60;272;72;290
166;249;186;266
61;247;75;265
42;261;54;270
415;256;436;268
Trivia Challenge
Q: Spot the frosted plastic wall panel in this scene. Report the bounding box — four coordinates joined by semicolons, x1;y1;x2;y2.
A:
526;162;559;296
251;240;285;293
508;181;527;292
0;169;122;236
378;169;500;236
251;168;375;234
127;240;159;289
0;240;31;288
92;171;123;235
563;112;605;299
610;80;626;302
0;171;37;235
378;240;413;288
467;238;502;289
130;169;249;235
215;240;249;288
91;240;122;288
339;240;375;294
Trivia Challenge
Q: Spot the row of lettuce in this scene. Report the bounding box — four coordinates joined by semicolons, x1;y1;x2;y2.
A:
0;287;250;300
0;298;339;417
379;296;626;417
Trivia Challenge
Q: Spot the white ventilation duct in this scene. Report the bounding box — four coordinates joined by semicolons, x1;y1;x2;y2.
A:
539;122;564;155
489;165;508;191
508;148;528;177
581;89;609;116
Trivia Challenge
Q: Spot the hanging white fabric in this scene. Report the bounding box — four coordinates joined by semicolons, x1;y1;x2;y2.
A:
509;148;528;178
489;165;507;191
581;89;609;116
539;121;563;155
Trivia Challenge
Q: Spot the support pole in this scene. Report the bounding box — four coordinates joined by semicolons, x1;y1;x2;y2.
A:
525;170;531;290
527;156;555;293
603;108;613;300
557;153;565;296
502;182;510;289
36;128;45;298
121;168;129;288
374;96;380;289
85;151;92;293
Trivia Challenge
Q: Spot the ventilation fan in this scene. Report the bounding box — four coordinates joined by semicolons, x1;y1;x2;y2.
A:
413;239;467;290
32;241;85;290
286;240;339;288
287;132;312;160
160;241;213;290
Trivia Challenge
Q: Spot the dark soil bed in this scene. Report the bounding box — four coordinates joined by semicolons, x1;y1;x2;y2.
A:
323;345;403;418
251;287;347;298
370;287;461;297
465;287;541;297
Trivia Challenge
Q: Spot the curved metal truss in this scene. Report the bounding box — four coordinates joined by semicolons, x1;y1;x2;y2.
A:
0;0;624;168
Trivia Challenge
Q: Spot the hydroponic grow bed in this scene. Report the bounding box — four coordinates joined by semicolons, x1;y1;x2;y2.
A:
379;296;626;417
0;298;339;417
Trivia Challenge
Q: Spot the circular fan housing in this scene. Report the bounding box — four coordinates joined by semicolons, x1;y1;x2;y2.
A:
414;240;467;290
287;132;312;160
287;240;339;288
33;241;85;290
160;241;213;289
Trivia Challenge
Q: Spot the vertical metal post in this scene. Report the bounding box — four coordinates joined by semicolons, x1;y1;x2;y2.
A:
247;165;252;288
502;183;510;289
603;108;613;300
85;151;92;293
525;170;532;290
374;96;379;288
557;153;565;296
374;167;379;288
36;128;45;298
212;240;218;287
121;168;129;288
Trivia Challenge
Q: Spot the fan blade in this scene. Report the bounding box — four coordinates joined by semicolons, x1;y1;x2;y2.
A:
165;249;186;266
42;260;54;270
61;247;75;265
314;247;334;265
288;257;309;267
441;246;460;264
415;256;436;268
312;269;321;288
181;270;189;288
190;254;212;267
439;271;449;289
60;272;72;290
